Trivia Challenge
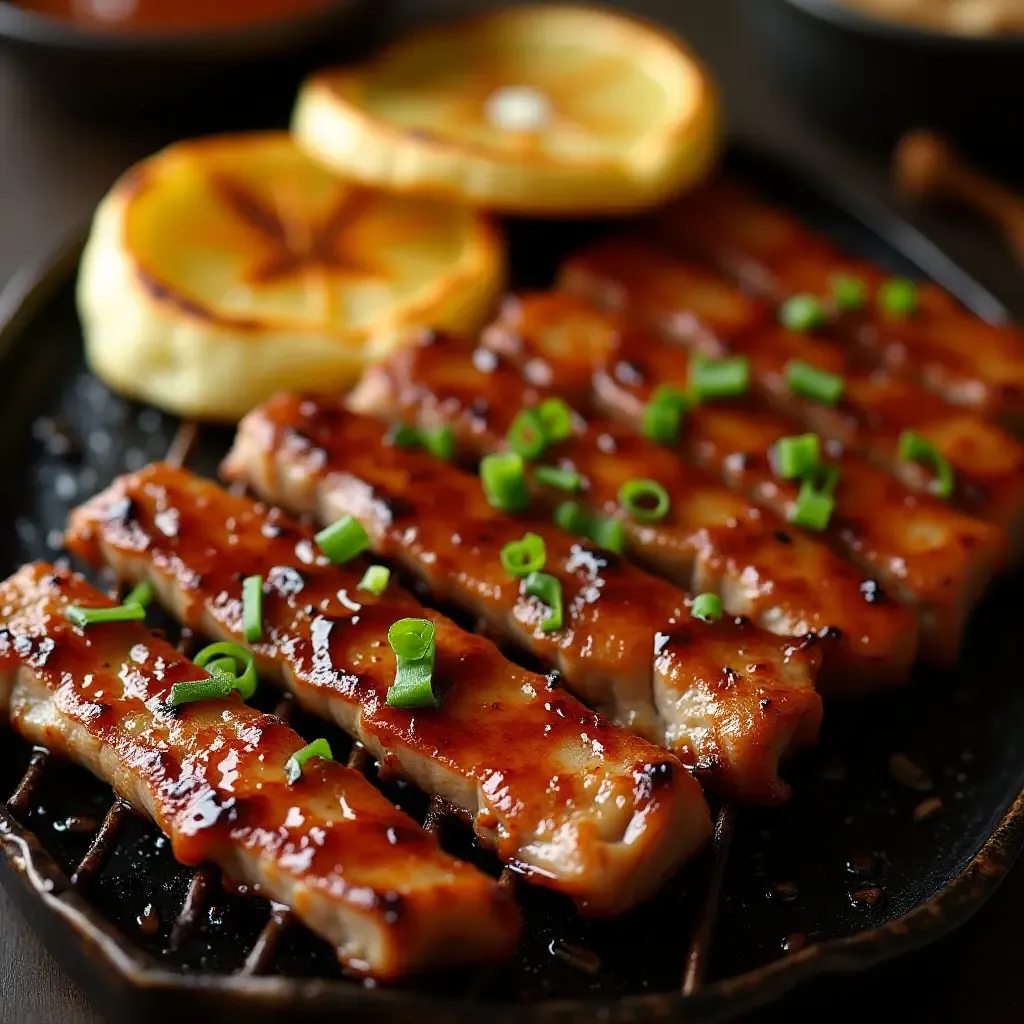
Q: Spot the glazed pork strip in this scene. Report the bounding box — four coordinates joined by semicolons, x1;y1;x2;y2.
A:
223;395;824;804
349;334;918;695
652;178;1024;434
66;466;710;914
0;563;520;978
480;292;1005;667
559;238;1024;555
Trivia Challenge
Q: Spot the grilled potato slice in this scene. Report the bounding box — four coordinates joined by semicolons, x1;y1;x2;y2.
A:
77;131;504;420
292;6;719;214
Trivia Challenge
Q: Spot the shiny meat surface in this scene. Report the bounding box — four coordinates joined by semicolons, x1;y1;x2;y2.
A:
560;238;1024;555
0;563;520;978
482;292;1005;666
350;334;918;695
223;397;824;804
653;178;1024;434
66;466;710;914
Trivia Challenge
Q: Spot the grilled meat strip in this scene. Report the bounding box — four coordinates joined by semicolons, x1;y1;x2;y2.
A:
0;563;520;977
560;238;1024;556
224;395;824;804
653;178;1024;435
482;292;1005;666
66;466;710;914
349;334;918;694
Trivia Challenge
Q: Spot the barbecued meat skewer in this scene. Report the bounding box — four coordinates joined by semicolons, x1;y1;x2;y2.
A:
653;178;1024;435
0;563;521;978
349;333;919;695
559;238;1024;556
223;397;824;804
67;467;711;913
482;293;1005;666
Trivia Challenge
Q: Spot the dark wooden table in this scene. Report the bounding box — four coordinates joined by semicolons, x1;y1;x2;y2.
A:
1;1;1021;1021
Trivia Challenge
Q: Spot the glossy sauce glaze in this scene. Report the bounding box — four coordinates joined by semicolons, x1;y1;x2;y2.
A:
350;333;919;694
481;291;1005;666
66;466;710;913
560;237;1024;554
224;396;824;804
654;178;1024;434
0;563;519;978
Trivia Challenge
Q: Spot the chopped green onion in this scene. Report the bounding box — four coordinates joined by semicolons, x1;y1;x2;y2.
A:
286;738;334;784
523;571;563;632
122;581;154;608
357;565;391;596
193;641;258;700
500;532;547;577
690;592;723;623
806;463;840;497
315;514;370;565
554;500;585;533
690;355;750;401
536;398;573;443
772;433;821;480
386;421;455;461
878;277;918;318
506;407;548;461
385;422;422;449
168;675;234;706
205;657;237;678
534;464;582;492
387;618;435;662
65;603;147;629
786;360;845;405
480;452;528;512
779;294;826;333
790;479;836;532
242;574;263;643
619;479;670;522
643;386;689;445
898;429;954;500
830;274;867;312
587;514;625;554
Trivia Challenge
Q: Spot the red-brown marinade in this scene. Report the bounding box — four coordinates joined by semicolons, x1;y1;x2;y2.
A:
66;467;711;913
349;333;919;695
222;397;825;804
0;562;520;978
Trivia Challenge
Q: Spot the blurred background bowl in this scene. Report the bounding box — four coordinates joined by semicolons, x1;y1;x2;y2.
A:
0;0;381;124
745;0;1024;159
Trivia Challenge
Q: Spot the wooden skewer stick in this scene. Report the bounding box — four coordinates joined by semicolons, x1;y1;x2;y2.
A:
894;129;1024;266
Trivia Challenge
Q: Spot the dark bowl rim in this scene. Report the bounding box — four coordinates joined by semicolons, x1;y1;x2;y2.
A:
777;0;1024;48
0;0;366;54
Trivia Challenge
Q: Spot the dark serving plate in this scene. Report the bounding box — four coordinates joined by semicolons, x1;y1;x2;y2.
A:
1;143;1023;1024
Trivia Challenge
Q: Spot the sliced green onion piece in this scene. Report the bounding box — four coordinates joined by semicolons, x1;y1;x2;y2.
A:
242;574;263;643
554;500;585;534
807;463;840;497
193;641;258;700
523;571;563;632
830;274;867;312
536;397;573;443
286;738;334;784
387;618;436;662
65;603;147;629
205;657;237;678
790;480;836;532
772;433;821;480
122;581;154;608
786;360;845;405
642;386;689;446
506;407;548;461
385;422;422;449
878;277;918;318
315;514;370;565
690;355;750;401
168;675;234;706
898;429;955;499
480;452;528;512
619;479;670;522
423;425;455;462
587;514;625;554
500;532;547;577
779;294;826;332
534;464;583;492
690;592;723;623
357;565;391;596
